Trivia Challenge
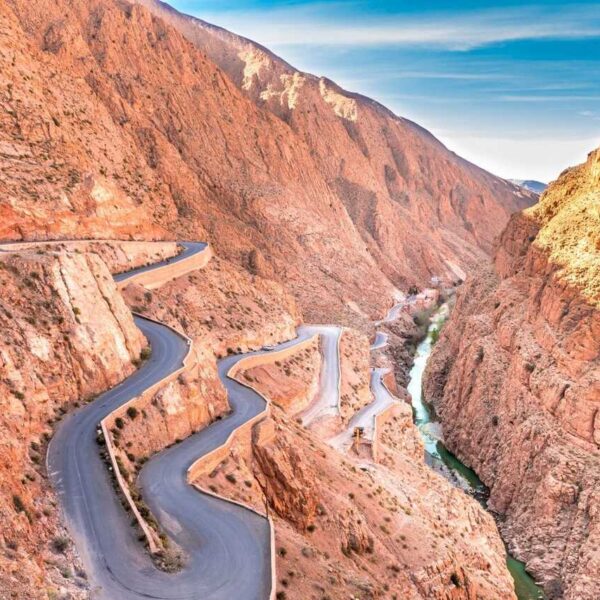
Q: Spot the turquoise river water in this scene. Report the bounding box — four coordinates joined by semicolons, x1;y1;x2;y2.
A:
406;305;545;600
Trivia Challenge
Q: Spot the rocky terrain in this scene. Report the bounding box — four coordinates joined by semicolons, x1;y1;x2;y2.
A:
0;0;567;598
339;329;373;423
0;246;145;597
2;0;534;325
237;337;321;415
425;148;600;599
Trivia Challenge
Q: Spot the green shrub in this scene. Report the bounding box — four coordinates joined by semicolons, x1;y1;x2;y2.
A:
52;536;69;553
126;406;139;420
12;494;26;513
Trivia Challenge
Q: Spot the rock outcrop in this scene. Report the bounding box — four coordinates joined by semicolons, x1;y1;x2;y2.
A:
0;248;144;597
424;148;600;599
239;337;321;414
3;0;533;324
339;329;373;423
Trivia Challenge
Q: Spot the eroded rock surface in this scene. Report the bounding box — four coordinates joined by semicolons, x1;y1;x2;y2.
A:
425;148;600;599
0;248;144;597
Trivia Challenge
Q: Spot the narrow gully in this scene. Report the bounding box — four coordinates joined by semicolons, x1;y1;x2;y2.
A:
407;304;545;600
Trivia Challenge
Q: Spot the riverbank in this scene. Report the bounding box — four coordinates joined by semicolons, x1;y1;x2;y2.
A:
408;304;545;600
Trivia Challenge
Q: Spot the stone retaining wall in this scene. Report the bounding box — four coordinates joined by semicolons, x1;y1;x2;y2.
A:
116;244;212;290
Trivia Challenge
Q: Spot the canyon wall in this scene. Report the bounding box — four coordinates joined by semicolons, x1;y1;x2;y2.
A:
3;0;533;325
0;248;144;597
424;148;600;599
139;0;536;280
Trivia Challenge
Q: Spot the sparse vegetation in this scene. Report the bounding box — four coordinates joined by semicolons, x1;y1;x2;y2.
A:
52;536;69;553
126;406;139;420
12;494;26;513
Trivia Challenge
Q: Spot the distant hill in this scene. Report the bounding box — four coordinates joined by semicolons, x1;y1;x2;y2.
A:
508;179;547;194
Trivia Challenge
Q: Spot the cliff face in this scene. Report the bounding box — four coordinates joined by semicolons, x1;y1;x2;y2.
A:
0;248;144;597
3;0;533;325
424;148;600;599
137;0;536;279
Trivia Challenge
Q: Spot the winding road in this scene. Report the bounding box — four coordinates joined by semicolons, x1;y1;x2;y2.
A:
112;241;207;284
45;241;310;600
298;325;342;427
36;240;404;598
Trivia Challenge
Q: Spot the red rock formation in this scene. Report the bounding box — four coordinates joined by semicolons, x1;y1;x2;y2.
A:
3;0;533;324
239;338;321;414
339;329;373;422
138;0;536;279
0;248;144;597
424;148;600;599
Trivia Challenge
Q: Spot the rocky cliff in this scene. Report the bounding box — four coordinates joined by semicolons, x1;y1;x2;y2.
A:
0;247;145;597
424;148;600;599
138;0;535;276
3;0;533;325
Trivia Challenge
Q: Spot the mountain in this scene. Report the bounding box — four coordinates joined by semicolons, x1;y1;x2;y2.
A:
2;0;534;327
138;0;537;275
508;179;548;194
425;147;600;600
0;0;546;597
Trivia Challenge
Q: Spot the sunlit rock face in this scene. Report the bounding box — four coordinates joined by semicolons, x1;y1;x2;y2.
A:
0;248;145;597
3;0;532;328
425;148;600;600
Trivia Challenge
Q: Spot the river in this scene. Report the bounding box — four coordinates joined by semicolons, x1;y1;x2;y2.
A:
406;304;545;600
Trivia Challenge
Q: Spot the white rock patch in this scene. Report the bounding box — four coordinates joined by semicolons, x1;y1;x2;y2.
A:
28;334;52;361
238;48;271;91
319;78;358;122
260;72;305;110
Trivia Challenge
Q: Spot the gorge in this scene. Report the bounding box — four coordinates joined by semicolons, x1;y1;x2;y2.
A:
0;1;597;599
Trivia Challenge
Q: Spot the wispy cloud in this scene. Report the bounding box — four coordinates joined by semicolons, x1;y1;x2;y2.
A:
579;110;600;120
198;3;600;51
499;94;600;102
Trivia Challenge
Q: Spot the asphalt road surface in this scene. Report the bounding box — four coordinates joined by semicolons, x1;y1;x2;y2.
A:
47;242;304;600
112;241;208;283
298;325;341;426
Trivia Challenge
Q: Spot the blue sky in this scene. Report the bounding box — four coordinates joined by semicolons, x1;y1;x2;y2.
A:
170;1;600;181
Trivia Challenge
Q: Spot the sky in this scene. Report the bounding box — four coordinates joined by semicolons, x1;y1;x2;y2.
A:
169;1;600;182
